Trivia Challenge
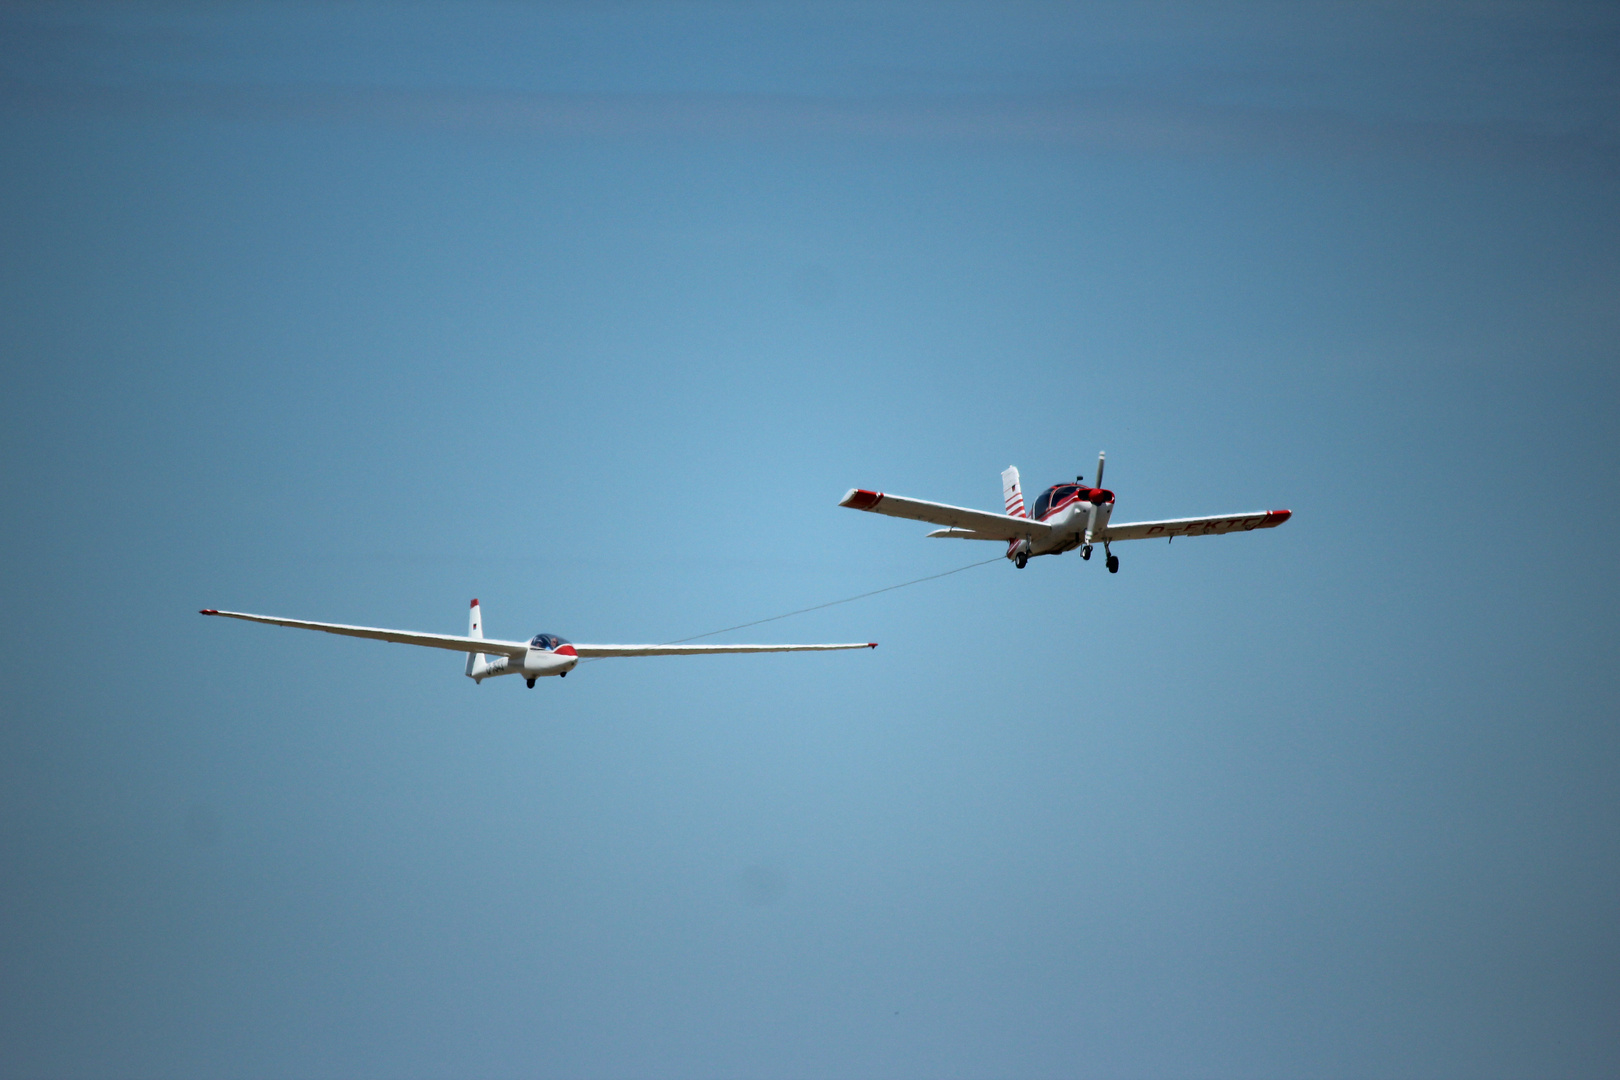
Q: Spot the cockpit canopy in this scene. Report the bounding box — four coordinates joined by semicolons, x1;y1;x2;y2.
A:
530;633;572;651
1032;485;1078;519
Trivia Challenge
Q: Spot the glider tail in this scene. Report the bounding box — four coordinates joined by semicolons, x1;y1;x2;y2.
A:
1002;466;1027;518
465;599;488;681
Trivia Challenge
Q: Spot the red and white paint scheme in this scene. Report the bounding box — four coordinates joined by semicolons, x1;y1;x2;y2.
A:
200;600;876;689
840;452;1291;573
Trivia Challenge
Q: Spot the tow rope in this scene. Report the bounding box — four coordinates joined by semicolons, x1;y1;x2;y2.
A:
581;553;1004;660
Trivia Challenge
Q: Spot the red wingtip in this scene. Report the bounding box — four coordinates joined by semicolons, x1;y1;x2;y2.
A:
199;609;218;615
1265;509;1292;523
840;488;884;510
470;598;479;607
868;642;878;648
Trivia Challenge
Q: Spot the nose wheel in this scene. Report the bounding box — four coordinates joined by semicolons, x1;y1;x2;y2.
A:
1081;544;1092;560
526;678;536;688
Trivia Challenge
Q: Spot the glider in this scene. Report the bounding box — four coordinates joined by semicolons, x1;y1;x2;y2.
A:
201;601;876;688
840;452;1291;572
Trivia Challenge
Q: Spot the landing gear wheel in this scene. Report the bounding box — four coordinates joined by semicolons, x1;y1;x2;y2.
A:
1081;545;1092;561
1106;554;1119;573
526;678;536;688
1014;552;1028;569
559;671;566;678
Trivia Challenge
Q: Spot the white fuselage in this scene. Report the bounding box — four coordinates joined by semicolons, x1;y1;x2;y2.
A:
470;644;578;682
1024;494;1113;557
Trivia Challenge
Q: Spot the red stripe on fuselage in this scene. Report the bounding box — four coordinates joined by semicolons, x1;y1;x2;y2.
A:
1041;494;1084;522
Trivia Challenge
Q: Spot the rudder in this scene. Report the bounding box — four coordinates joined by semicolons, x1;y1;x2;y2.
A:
465;599;487;680
1001;466;1027;518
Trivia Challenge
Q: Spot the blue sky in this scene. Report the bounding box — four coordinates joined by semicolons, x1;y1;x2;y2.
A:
2;4;1617;1077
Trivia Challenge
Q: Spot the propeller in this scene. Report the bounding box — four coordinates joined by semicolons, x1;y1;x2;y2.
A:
1084;451;1106;548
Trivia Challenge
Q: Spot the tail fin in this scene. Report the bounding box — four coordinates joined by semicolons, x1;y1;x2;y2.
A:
1002;466;1027;518
465;598;487;680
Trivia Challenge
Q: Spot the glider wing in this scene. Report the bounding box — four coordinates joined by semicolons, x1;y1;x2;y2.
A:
200;609;532;657
572;642;877;658
839;489;1054;543
1102;509;1292;542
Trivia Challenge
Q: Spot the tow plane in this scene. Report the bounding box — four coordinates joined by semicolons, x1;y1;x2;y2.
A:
201;601;875;688
839;452;1290;572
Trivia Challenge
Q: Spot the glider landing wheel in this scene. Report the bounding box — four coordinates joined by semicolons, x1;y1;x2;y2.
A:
526;678;536;688
1081;544;1092;561
1014;552;1028;569
1106;554;1119;574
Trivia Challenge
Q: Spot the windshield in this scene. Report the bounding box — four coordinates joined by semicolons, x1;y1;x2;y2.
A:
1033;485;1079;519
530;634;572;650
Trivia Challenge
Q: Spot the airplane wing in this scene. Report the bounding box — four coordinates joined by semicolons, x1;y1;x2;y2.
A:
1102;509;1292;541
839;489;1054;542
573;642;876;658
200;609;533;657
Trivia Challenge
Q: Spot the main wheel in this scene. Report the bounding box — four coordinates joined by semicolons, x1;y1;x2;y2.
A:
1015;552;1028;569
526;678;536;688
1106;554;1119;573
